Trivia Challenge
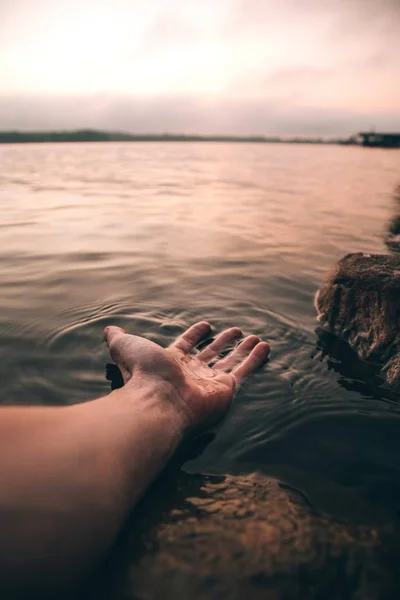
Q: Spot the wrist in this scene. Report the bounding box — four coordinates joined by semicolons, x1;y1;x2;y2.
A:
110;375;190;439
130;371;196;433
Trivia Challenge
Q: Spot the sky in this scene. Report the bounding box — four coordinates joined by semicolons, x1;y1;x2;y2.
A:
0;0;399;136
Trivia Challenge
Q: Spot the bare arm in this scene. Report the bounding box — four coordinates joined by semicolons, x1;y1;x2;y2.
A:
0;387;184;595
0;322;270;596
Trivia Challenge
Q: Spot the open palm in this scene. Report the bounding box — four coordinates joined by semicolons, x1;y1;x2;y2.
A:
104;321;270;431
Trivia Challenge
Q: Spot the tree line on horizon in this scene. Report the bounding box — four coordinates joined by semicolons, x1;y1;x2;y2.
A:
0;129;346;144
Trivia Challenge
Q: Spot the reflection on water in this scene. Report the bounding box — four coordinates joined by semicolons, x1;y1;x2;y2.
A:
1;142;400;528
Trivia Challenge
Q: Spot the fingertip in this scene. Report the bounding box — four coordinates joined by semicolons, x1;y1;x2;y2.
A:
237;334;260;348
255;341;271;359
225;326;243;340
196;321;212;333
232;326;243;337
251;342;270;365
231;340;270;384
103;325;126;344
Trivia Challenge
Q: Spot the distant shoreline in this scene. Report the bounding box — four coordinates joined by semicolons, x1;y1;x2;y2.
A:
0;130;351;145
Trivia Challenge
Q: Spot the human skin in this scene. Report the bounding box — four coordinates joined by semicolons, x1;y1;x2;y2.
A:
0;321;269;596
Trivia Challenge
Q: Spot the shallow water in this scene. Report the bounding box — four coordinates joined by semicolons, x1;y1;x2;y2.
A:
1;141;400;524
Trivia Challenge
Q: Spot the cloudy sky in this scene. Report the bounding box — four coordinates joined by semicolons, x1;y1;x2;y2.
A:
0;0;399;135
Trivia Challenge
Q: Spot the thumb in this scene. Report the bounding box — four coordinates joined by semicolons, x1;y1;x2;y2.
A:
103;326;132;384
103;325;126;346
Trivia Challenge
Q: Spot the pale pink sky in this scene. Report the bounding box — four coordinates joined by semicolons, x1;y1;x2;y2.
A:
0;0;399;135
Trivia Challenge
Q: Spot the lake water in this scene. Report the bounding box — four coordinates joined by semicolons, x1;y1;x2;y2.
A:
1;141;400;525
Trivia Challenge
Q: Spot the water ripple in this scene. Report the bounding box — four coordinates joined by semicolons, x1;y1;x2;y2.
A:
1;142;400;521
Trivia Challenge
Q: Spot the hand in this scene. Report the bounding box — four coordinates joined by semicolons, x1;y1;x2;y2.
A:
104;322;270;432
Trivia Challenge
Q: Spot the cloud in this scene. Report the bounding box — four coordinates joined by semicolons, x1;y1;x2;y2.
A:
1;93;399;136
264;67;333;86
139;7;201;52
0;0;399;134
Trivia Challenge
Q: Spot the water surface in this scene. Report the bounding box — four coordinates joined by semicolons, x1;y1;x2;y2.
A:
1;141;400;523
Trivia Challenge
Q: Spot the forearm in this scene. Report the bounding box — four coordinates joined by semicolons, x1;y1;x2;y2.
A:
0;381;185;594
71;379;186;512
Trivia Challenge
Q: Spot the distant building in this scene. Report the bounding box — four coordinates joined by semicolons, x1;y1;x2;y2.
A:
358;132;400;148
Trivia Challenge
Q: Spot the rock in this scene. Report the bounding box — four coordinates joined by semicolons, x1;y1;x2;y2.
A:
88;468;399;600
385;185;400;253
315;252;400;386
386;214;400;253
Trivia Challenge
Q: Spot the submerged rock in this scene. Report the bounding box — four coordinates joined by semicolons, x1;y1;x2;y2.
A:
315;252;400;386
89;469;399;600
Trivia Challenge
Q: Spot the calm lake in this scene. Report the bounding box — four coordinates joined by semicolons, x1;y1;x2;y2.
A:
1;141;400;524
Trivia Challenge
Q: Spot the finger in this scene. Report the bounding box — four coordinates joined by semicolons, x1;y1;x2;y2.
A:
104;325;126;345
231;342;270;384
197;327;243;363
214;335;260;372
169;321;212;354
103;326;132;373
